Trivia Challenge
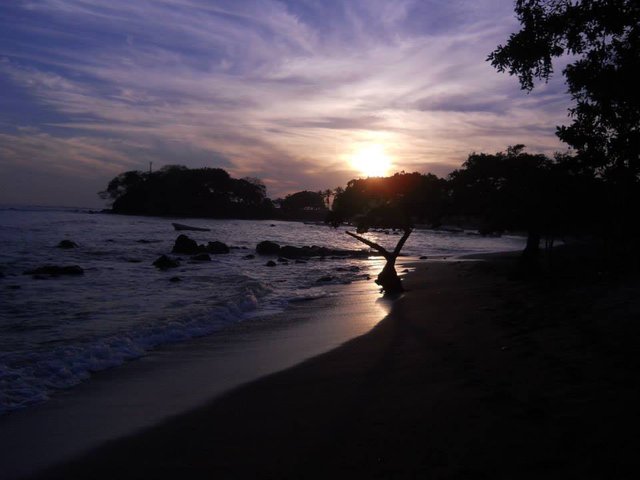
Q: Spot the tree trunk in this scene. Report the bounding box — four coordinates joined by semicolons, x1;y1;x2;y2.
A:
524;230;540;257
511;229;541;279
346;228;412;294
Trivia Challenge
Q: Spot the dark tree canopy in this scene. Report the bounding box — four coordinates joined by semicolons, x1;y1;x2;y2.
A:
329;172;447;232
328;172;448;294
280;190;327;213
449;145;601;254
489;0;640;180
449;145;553;237
100;166;274;218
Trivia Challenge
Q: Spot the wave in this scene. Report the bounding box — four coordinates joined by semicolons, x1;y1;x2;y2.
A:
0;284;268;414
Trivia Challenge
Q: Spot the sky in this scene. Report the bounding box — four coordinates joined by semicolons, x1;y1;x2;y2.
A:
0;0;572;208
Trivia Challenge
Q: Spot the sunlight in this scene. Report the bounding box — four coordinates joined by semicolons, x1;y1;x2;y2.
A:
350;144;392;177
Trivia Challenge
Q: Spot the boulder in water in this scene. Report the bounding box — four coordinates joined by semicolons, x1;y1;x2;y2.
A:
153;255;180;270
206;241;230;254
57;240;78;249
279;245;305;259
256;241;280;255
172;235;200;254
265;260;277;267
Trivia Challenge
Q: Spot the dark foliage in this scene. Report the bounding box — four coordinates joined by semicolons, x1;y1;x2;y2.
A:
100;166;274;218
449;145;601;262
489;0;640;180
328;172;448;293
489;0;640;265
279;190;326;212
276;190;328;221
329;172;447;231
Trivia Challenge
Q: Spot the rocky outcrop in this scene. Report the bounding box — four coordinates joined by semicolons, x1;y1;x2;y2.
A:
172;235;230;255
153;255;180;270
172;235;200;254
206;241;230;254
261;243;373;260
256;241;281;255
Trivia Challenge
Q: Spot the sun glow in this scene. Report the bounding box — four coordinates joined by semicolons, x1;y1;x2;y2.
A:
350;144;392;177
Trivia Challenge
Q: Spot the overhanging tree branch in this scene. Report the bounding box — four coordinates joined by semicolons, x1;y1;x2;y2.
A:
346;231;391;259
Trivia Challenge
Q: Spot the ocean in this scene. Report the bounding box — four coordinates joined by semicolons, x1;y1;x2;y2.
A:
0;205;524;416
0;206;526;477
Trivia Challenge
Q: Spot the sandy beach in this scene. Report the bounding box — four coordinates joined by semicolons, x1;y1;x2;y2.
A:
35;252;640;479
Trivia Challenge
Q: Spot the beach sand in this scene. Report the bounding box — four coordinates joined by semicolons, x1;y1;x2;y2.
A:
35;253;640;479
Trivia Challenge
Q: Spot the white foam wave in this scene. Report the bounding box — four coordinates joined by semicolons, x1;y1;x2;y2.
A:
0;287;266;414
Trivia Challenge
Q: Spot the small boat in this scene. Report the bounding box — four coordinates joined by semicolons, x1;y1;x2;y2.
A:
172;223;210;232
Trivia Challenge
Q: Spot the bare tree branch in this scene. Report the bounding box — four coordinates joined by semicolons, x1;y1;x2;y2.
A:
346;231;391;258
392;228;413;257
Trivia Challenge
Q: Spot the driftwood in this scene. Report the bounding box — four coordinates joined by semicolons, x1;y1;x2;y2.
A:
346;228;412;294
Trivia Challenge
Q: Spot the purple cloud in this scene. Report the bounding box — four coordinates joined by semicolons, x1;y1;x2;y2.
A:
0;0;571;207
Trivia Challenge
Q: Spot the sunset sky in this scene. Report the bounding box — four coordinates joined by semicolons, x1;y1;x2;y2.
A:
0;0;571;207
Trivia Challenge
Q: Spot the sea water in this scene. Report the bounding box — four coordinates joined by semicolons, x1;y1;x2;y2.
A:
0;206;524;414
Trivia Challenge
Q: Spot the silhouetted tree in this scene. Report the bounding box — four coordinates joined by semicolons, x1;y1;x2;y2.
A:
490;1;640;261
328;172;447;294
100;166;274;218
280;190;327;213
449;145;603;272
489;1;640;177
449;145;552;254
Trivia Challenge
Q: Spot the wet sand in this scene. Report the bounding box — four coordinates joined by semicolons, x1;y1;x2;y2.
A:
1;277;388;480
35;253;640;479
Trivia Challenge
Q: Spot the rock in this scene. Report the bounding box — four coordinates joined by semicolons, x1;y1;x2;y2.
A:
256;241;280;255
25;265;84;276
243;254;255;260
419;255;428;260
192;253;211;262
295;259;307;264
172;235;200;254
270;224;276;227
277;257;289;263
206;241;230;254
153;255;180;270
137;239;162;244
316;275;333;282
169;276;181;282
280;245;304;259
265;260;277;267
126;258;142;263
57;240;78;249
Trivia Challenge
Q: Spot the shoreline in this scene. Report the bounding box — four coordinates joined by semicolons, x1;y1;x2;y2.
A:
0;275;389;480
33;251;640;479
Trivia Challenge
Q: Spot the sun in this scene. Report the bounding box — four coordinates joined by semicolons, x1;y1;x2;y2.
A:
350;144;392;177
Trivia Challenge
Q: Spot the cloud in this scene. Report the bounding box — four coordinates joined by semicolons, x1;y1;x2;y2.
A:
0;0;571;206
